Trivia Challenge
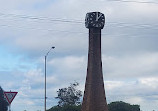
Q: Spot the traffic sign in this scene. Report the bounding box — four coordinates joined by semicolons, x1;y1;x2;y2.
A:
4;92;18;104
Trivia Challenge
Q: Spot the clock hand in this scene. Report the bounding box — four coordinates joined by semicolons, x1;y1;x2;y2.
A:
96;12;98;21
98;13;102;20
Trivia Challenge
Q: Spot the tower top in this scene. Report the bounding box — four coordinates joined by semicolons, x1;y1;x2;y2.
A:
85;12;105;29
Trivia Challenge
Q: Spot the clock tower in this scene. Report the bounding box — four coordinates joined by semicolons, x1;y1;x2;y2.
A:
81;12;108;111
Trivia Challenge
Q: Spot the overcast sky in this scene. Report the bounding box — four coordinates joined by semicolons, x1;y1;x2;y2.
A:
0;0;158;111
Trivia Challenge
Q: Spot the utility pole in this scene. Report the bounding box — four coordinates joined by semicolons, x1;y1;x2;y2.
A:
44;46;55;111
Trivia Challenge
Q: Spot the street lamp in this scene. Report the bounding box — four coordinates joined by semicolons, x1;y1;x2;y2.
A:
45;46;55;111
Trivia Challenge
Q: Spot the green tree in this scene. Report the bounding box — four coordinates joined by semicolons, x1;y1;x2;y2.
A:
48;101;140;111
108;101;140;111
0;86;9;111
55;82;82;107
47;105;81;111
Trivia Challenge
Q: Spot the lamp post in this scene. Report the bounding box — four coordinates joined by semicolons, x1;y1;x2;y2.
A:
45;46;55;111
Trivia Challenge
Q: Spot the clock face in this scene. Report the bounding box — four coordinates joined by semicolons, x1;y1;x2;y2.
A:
85;12;105;29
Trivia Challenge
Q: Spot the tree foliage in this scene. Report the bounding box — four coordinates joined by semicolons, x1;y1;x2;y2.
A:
49;82;140;111
108;101;140;111
0;86;9;111
55;82;82;107
48;101;140;111
47;105;81;111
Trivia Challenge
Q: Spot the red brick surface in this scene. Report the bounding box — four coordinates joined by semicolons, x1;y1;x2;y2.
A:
81;28;109;111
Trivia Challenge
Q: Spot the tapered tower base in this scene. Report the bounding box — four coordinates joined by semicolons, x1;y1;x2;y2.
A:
81;28;108;111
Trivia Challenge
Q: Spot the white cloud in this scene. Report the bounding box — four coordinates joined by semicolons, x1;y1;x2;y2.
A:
49;56;87;81
102;52;158;79
126;96;143;103
24;69;44;85
104;78;158;111
139;77;158;89
0;0;158;111
105;80;124;90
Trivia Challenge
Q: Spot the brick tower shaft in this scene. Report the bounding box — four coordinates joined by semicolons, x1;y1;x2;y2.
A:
81;28;108;111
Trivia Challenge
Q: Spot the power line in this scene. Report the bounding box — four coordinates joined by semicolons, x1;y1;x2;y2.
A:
0;23;155;36
1;19;157;31
106;22;158;30
107;0;158;4
0;13;83;24
1;17;157;30
0;22;157;38
1;12;158;29
0;13;158;38
0;24;156;39
107;22;158;28
0;24;87;35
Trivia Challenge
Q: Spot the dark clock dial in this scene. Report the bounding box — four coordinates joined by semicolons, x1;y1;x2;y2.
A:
85;12;105;29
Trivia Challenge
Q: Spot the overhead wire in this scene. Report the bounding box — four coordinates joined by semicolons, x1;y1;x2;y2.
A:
0;23;87;35
0;24;156;39
0;12;158;29
107;0;158;4
0;20;157;36
0;13;83;24
0;13;158;38
107;22;158;29
0;23;157;39
0;15;158;30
